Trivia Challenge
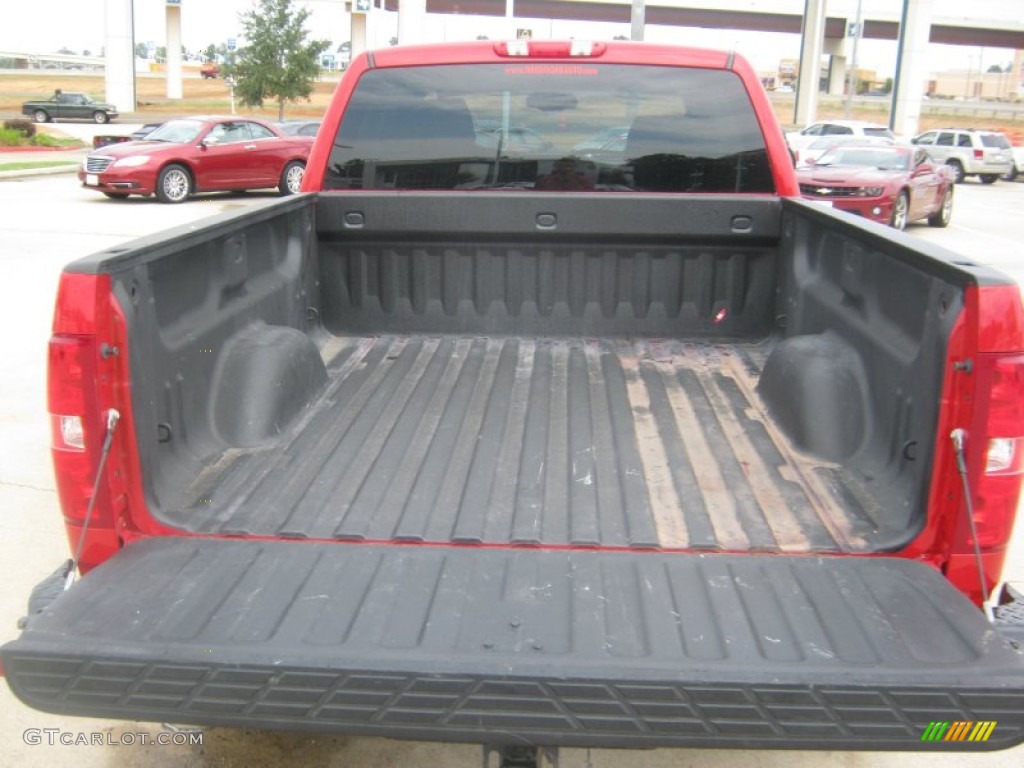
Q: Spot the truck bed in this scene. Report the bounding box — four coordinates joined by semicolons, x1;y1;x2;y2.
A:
178;335;876;551
100;193;959;557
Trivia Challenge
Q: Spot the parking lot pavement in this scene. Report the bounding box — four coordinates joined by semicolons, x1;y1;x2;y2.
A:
0;176;1022;767
911;174;1024;292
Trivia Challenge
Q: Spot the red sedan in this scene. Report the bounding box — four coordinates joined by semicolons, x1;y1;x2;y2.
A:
78;116;314;203
796;144;954;230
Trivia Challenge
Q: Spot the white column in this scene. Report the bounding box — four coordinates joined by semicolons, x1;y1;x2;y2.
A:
794;0;826;126
351;11;368;59
166;3;183;100
823;37;847;97
630;0;646;42
398;0;426;45
104;0;135;114
891;0;934;137
828;56;848;96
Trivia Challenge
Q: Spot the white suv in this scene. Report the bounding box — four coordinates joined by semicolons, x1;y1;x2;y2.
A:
910;128;1012;184
786;120;895;156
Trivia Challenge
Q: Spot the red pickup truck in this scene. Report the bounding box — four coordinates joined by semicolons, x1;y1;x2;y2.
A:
3;41;1024;761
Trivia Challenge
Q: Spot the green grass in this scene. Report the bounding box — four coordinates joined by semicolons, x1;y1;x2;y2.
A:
0;160;77;171
0;128;85;148
31;134;84;147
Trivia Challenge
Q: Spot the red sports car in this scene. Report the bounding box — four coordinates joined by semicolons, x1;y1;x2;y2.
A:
796;144;955;229
78;116;315;203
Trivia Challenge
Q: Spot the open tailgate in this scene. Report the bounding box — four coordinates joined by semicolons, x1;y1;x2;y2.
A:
4;537;1023;750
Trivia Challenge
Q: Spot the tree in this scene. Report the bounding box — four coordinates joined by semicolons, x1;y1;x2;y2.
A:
135;42;150;59
987;64;1004;74
231;0;329;120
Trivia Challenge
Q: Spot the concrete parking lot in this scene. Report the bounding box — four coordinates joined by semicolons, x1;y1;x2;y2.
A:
0;164;1022;767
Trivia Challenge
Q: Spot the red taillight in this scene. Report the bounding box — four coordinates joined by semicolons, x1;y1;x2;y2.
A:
48;336;90;434
958;353;1024;551
973;148;984;160
48;272;118;537
494;40;606;58
49;333;112;528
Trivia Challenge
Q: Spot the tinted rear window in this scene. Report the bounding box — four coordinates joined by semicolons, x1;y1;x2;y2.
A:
863;127;895;139
981;133;1011;149
324;63;775;193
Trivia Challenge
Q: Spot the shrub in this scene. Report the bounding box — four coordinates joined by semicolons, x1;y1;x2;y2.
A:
3;119;36;138
0;128;27;147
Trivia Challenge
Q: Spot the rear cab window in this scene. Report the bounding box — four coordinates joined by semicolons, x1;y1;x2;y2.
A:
324;63;776;193
863;127;894;139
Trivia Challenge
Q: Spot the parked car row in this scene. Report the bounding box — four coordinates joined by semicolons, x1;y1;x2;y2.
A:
796;144;954;230
78;116;316;203
789;120;1016;180
909;128;1012;183
786;119;1021;230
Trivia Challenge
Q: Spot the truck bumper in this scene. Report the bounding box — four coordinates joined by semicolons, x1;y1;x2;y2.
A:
3;538;1023;751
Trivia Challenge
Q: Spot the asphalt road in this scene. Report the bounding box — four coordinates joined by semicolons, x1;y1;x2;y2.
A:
0;170;1022;767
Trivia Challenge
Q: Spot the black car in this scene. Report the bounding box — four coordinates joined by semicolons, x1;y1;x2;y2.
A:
92;122;167;150
277;120;322;138
131;122;165;140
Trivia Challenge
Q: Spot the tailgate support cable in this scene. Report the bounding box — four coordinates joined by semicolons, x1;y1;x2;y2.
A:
63;408;120;591
950;428;992;616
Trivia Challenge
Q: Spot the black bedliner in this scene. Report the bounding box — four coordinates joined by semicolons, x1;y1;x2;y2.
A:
176;336;881;551
4;537;1023;750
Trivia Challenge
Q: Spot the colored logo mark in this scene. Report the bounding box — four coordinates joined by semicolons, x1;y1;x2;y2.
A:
921;721;996;742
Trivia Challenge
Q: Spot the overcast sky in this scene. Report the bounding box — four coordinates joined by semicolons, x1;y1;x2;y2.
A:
0;0;1018;76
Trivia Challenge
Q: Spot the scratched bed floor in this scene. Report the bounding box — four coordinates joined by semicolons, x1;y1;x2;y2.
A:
175;336;883;551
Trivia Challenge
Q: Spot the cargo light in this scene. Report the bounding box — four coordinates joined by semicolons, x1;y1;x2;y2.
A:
494;40;606;58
